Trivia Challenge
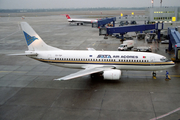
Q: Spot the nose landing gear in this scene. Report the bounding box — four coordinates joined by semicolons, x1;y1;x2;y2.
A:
152;71;156;79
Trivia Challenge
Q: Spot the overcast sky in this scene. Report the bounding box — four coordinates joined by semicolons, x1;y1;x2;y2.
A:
0;0;180;9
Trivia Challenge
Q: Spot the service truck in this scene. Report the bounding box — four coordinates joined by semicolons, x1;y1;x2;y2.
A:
118;40;134;51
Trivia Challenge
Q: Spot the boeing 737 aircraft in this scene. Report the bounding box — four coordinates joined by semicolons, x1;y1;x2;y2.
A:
63;14;98;25
10;22;175;81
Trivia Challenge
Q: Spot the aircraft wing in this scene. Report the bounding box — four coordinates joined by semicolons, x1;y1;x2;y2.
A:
54;66;115;81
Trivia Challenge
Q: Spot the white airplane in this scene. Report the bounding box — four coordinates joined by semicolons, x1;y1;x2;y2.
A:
10;22;175;81
63;14;98;25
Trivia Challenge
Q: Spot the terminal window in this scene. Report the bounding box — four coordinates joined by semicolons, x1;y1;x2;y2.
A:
154;11;175;14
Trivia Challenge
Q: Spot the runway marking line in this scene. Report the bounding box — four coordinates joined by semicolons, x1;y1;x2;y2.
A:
150;107;180;120
0;71;26;73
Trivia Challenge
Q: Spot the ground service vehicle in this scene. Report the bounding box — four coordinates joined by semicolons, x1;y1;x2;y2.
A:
118;40;134;51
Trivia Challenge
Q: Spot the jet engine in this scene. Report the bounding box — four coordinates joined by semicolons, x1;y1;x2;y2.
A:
103;69;121;80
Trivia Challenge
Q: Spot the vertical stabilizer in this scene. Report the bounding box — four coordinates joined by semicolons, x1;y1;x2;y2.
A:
66;14;71;19
21;22;61;51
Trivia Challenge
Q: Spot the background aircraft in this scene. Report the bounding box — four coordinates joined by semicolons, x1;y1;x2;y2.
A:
62;14;98;25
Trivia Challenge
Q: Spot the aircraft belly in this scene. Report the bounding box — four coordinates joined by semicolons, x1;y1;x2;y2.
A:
115;65;166;71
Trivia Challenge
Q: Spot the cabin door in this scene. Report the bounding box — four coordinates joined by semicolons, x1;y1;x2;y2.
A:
150;56;155;66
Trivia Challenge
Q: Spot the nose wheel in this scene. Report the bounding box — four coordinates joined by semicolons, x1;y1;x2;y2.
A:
152;71;156;79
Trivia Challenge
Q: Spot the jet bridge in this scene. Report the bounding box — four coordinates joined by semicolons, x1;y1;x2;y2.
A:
92;17;116;28
99;23;163;40
168;28;180;61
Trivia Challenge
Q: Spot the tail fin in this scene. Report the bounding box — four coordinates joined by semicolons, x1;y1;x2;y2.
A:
21;22;61;51
66;14;71;19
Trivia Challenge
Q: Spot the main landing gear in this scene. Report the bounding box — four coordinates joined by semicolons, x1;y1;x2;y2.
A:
90;73;103;80
77;23;84;25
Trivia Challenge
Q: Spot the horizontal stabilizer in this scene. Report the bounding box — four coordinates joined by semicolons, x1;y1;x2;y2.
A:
8;53;37;56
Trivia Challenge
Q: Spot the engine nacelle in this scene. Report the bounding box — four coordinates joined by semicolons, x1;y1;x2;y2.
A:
103;69;121;80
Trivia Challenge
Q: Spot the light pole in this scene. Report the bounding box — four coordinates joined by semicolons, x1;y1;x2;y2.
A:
151;0;154;8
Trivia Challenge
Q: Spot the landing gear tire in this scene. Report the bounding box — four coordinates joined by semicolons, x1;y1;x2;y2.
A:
90;73;103;80
91;73;97;80
77;23;79;25
81;23;83;25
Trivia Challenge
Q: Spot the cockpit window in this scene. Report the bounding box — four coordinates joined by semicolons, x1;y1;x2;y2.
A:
119;45;125;47
160;57;168;62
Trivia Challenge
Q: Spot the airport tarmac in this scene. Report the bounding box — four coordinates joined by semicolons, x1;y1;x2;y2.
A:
0;14;180;120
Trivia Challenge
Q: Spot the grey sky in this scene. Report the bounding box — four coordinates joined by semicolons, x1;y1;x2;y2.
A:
0;0;180;9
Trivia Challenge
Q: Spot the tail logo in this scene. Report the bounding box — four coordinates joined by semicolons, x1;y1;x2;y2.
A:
66;15;71;19
23;31;38;46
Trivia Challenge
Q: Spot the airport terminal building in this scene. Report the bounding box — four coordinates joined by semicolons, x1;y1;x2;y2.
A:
145;7;180;22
